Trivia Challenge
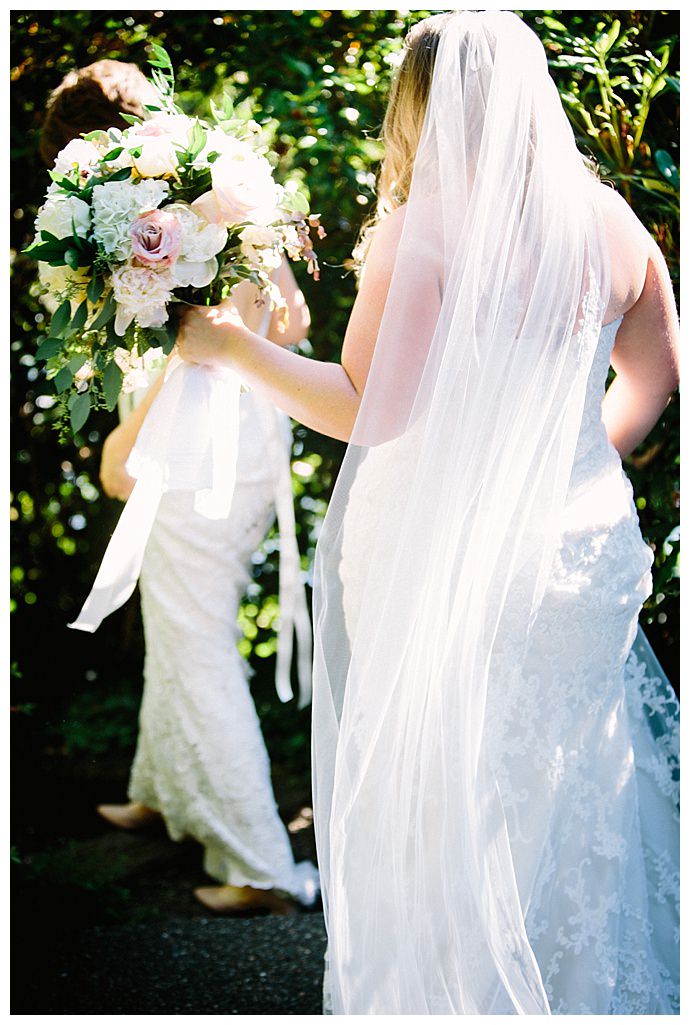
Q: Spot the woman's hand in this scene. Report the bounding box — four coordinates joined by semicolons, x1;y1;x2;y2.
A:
176;301;248;368
100;426;136;502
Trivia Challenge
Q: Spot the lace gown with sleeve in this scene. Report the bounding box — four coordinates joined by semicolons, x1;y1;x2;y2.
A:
123;380;319;905
330;317;679;1012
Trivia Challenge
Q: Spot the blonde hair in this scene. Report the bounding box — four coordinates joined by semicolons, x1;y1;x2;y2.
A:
354;13;452;268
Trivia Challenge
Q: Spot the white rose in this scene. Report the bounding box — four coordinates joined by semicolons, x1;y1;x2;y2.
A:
191;144;280;227
125;113;192;178
91;179;169;262
111;262;175;335
163;202;227;289
53;138;101;176
36;194;91;240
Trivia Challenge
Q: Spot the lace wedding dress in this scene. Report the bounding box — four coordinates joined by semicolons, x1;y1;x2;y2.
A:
124;380;319;905
327;316;679;1012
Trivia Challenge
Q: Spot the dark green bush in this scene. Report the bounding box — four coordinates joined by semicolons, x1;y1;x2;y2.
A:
10;11;679;774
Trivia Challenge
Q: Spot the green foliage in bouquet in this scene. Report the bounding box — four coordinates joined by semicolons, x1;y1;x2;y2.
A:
9;12;680;799
23;43;323;435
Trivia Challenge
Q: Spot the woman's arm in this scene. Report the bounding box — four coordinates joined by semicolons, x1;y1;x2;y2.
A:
602;239;680;460
266;258;311;347
175;209;405;442
99;372;165;500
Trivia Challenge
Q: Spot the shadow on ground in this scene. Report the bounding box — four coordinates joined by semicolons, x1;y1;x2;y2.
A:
11;744;325;1014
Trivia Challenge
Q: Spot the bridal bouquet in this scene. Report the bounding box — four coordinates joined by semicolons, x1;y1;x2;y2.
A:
25;45;323;434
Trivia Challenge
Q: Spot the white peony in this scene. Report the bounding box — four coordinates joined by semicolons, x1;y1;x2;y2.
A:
36;193;91;240
163;202;227;289
125;113;192;178
111;262;175;335
91;179;170;262
53;138;101;177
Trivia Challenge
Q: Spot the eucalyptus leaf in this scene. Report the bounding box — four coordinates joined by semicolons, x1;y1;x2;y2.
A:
53;366;74;393
103;360;124;411
51;300;73;338
36;336;64;361
87;275;104;304
71;300;89;333
70;391;91;434
64;248;81;271
68;354;88;374
90;292;116;331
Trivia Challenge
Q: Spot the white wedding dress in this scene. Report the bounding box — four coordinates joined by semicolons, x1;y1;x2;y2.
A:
329;316;679;1012
123;379;319;905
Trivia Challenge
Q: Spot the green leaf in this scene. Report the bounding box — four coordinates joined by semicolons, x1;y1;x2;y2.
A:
655;150;680;189
36;336;64;361
70;391;91;434
103;360;124;411
54;366;74;393
89;292;116;331
187;121;206;160
149;42;173;67
87;275;104;304
595;20;621;56
68;354;88;374
103;146;124;160
542;16;567;32
153;317;176;354
64;248;81;271
50;300;73;338
106;167;133;183
71;300;89;333
23;240;69;261
105;319;120;348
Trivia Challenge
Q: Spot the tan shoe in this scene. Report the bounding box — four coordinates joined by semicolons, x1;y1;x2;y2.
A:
96;801;160;831
193;884;296;915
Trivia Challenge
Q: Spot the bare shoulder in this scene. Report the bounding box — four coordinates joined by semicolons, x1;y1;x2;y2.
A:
595;181;655;317
359;205;408;286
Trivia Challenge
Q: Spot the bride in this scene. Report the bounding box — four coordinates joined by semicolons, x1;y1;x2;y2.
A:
176;11;679;1014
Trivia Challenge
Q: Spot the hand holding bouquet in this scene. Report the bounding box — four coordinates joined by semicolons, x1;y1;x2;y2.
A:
25;45;323;435
28;47;324;636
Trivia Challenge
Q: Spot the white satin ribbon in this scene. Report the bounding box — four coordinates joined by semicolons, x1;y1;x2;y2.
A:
69;354;242;633
252;394;313;709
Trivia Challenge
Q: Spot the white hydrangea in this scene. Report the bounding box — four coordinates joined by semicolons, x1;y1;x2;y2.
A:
164;202;227;288
111;262;175;335
36;193;91;240
91;179;170;262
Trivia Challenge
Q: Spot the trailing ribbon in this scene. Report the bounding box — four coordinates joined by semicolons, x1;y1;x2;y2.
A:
69;354;242;633
252;394;313;709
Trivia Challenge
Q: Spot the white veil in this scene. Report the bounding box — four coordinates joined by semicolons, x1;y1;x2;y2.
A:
312;10;610;1014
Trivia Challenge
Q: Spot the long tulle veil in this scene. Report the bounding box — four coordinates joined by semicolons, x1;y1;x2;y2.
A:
311;11;611;1013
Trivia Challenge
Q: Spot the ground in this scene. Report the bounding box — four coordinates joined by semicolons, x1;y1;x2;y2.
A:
11;742;326;1014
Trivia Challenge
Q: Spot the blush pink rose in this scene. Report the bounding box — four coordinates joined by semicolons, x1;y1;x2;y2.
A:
130;208;182;268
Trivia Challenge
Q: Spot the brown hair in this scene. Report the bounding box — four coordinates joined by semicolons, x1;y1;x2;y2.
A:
354;13;452;268
40;59;154;167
